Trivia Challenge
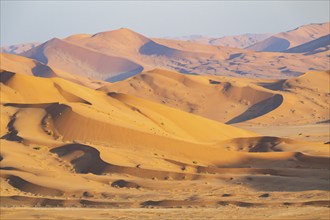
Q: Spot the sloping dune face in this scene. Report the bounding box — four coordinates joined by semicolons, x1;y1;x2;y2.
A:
102;69;330;126
209;33;273;48
0;52;108;89
247;22;330;52
1;42;40;54
20;27;329;79
248;36;291;52
165;33;272;48
1;53;56;78
284;34;330;54
65;28;210;60
22;38;144;82
1;69;329;214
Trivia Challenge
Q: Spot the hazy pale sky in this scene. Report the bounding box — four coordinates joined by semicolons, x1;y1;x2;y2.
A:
1;1;329;46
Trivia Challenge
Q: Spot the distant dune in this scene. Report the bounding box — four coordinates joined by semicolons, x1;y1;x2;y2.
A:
18;27;329;80
284;34;330;54
247;22;329;52
165;33;272;48
209;33;273;48
21;37;144;82
1;42;40;54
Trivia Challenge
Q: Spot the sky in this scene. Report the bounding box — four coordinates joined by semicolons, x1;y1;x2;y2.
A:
1;1;329;46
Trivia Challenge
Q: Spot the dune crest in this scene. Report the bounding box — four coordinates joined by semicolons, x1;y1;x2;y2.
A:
17;27;329;80
167;33;272;48
247;22;329;52
21;38;144;82
102;69;329;126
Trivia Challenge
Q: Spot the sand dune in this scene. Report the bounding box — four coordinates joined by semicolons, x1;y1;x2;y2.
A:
21;38;144;82
1;53;56;78
1;42;40;54
284;34;330;54
0;70;256;153
210;33;273;48
65;28;214;60
102;69;329;126
19;28;329;79
247;22;329;52
0;53;106;89
165;33;272;48
1;68;329;219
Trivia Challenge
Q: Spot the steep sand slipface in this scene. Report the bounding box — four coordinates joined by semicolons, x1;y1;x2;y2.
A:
65;28;216;61
0;53;107;89
103;69;330;126
284;34;330;54
21;38;144;82
22;29;211;82
101;69;277;123
0;52;56;78
248;70;330;125
247;22;330;51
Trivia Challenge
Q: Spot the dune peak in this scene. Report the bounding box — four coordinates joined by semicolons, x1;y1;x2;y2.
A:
91;27;149;41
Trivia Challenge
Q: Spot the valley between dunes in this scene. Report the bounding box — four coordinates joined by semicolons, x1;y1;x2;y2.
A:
0;65;329;219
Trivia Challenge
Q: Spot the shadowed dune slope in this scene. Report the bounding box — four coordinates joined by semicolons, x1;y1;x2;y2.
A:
0;53;106;89
21;38;144;82
65;28;215;60
102;69;330;126
284;34;330;54
247;22;329;52
1;53;56;78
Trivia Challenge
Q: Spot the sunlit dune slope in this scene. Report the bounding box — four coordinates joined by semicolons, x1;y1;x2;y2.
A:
103;69;330;126
0;70;257;154
1;69;329;211
1;52;106;89
1;52;56;77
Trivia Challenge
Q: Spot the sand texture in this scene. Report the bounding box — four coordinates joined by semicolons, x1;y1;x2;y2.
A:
1;67;329;219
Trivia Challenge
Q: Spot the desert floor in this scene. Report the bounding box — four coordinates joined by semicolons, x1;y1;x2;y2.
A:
239;124;330;142
1;123;329;219
1;207;330;220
